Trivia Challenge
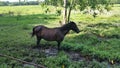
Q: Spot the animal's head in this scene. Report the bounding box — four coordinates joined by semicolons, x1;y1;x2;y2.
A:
69;21;80;33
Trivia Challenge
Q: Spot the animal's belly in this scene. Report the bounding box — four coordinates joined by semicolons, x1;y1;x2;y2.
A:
42;35;56;41
42;33;63;41
43;38;55;41
41;33;56;41
40;29;64;41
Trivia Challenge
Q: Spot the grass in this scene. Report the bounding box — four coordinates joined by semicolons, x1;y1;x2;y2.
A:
0;5;120;68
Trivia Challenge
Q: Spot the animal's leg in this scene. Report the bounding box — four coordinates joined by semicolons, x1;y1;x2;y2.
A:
57;41;61;50
37;37;41;46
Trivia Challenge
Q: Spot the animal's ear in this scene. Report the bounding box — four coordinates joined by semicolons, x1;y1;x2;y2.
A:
69;21;74;23
70;21;76;24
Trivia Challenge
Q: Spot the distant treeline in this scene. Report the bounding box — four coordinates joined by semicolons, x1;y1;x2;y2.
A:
0;1;40;6
0;0;120;6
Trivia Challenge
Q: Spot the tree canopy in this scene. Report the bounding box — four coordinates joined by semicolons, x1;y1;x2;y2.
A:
43;0;112;10
43;0;113;23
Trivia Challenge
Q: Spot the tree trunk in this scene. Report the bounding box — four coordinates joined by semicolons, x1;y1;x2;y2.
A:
68;6;72;23
19;0;21;5
68;0;74;23
37;0;40;3
24;0;27;2
19;0;21;3
63;0;67;24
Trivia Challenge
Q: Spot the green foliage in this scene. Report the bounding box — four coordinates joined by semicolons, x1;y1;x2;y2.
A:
56;9;61;16
105;5;112;11
0;1;39;6
43;0;63;6
41;51;70;68
0;2;9;6
44;7;50;14
0;64;8;68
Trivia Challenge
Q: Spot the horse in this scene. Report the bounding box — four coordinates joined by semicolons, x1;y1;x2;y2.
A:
31;21;80;50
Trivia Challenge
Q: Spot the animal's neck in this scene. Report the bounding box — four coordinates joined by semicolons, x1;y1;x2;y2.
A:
62;30;70;35
60;24;71;35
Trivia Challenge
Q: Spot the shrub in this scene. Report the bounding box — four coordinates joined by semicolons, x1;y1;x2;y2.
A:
56;9;61;16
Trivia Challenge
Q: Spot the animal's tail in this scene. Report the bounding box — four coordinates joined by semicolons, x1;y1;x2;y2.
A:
31;26;42;37
31;27;35;37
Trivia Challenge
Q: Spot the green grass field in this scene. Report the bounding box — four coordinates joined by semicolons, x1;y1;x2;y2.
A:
0;5;120;68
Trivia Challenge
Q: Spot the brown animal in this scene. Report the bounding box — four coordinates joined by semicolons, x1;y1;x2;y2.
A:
32;21;80;50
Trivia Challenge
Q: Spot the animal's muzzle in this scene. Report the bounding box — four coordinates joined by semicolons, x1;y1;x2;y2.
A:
77;30;80;33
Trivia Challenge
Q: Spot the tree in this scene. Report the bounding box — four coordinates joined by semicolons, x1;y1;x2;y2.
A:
63;0;67;24
19;0;21;3
43;0;111;23
37;0;39;2
67;0;74;23
24;0;27;3
19;0;21;5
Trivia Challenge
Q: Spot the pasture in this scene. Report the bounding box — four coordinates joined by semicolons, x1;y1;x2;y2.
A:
0;5;120;68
